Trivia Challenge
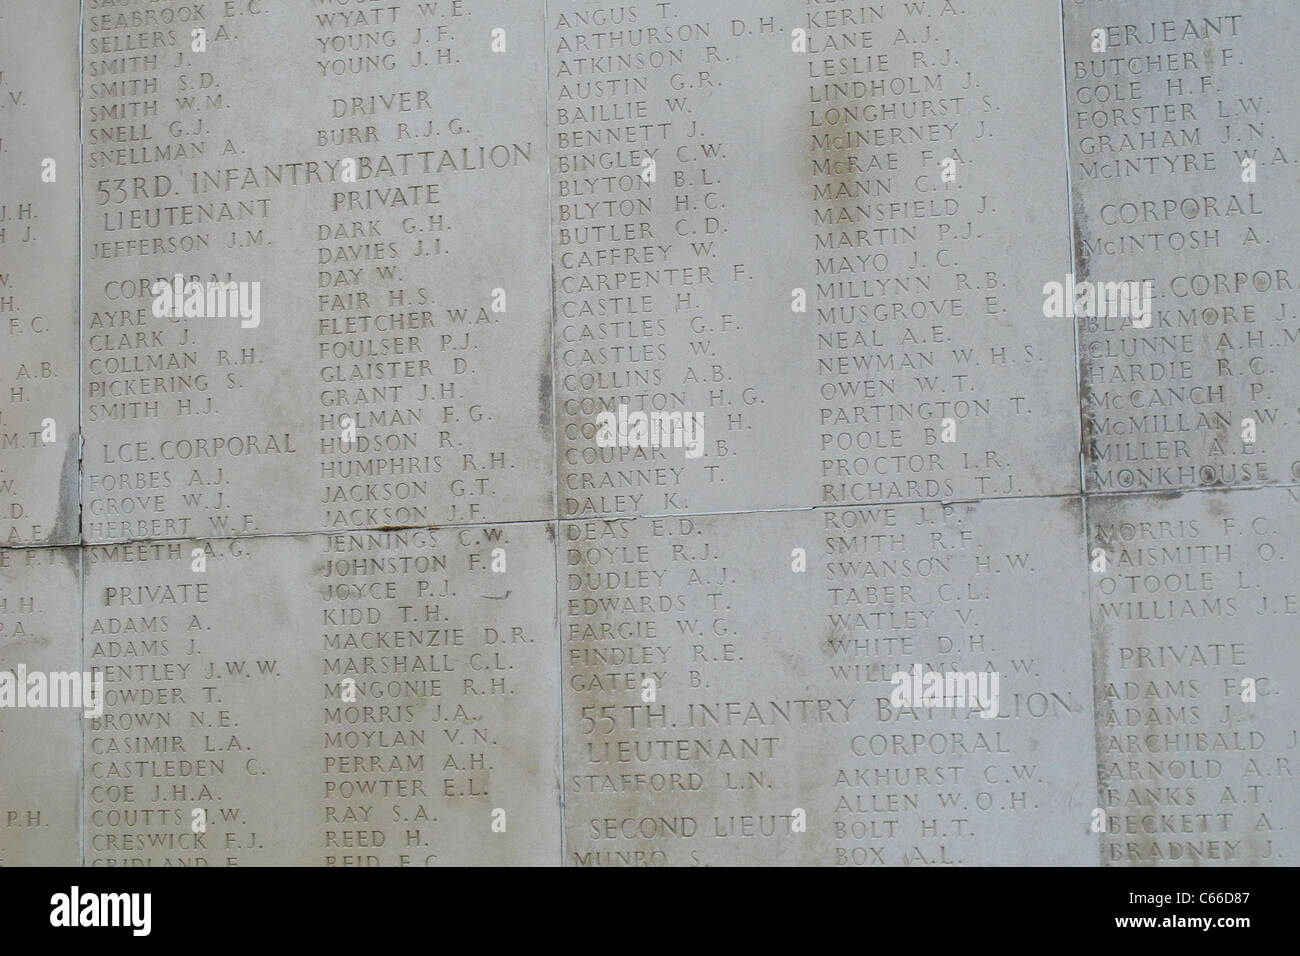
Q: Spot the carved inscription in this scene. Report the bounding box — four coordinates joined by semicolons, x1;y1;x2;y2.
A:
1067;1;1300;490
83;525;559;865
1090;488;1299;865
0;0;1295;869
562;501;1094;866
80;0;553;541
0;546;81;866
0;0;80;545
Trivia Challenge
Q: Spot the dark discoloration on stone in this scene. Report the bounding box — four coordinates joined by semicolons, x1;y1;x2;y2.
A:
538;356;553;433
50;434;80;546
1072;193;1100;494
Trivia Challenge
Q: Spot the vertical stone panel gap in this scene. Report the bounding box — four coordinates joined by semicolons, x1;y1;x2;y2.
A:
76;0;86;868
1056;0;1103;868
540;0;566;867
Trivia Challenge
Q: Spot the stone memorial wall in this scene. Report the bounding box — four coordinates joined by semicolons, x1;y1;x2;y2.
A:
0;0;1295;866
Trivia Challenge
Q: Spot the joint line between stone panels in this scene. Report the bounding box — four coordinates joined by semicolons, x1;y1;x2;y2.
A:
77;0;87;869
549;490;1106;526
1057;6;1087;505
42;477;1300;555
78;539;86;867
0;541;85;553
76;0;86;549
541;0;566;868
1056;0;1104;869
1085;481;1300;499
69;516;562;550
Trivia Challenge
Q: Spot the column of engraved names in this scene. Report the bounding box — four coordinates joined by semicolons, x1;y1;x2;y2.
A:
808;0;1079;505
84;538;317;865
563;512;824;865
82;0;295;542
552;0;812;518
318;525;559;865
823;498;1094;865
311;0;553;531
0;0;80;545
81;0;554;539
562;504;1096;865
1066;2;1300;491
1090;489;1299;865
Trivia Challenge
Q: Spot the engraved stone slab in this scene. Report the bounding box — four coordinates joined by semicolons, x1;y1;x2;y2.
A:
562;498;1095;865
1089;487;1300;865
84;522;559;865
0;546;81;866
4;0;1299;873
0;0;81;545
80;0;553;542
1066;1;1300;492
551;0;1081;520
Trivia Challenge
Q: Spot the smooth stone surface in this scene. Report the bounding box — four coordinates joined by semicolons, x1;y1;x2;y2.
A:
0;0;81;545
552;0;1082;520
